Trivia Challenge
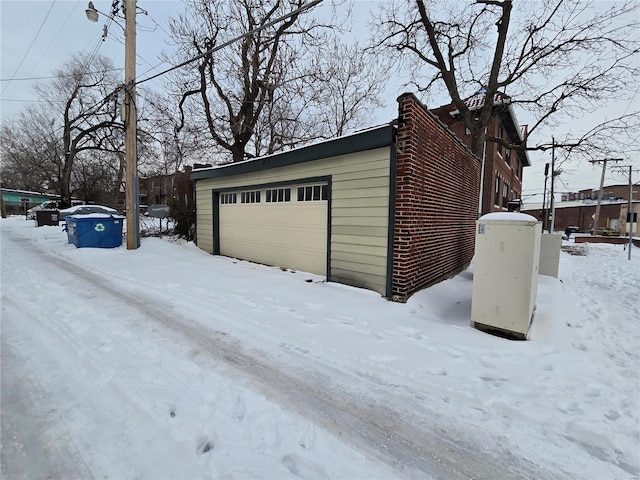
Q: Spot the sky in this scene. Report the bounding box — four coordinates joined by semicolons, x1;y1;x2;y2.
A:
1;0;638;204
1;214;639;478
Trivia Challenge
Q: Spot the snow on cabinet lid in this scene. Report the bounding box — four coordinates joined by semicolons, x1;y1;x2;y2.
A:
479;212;539;223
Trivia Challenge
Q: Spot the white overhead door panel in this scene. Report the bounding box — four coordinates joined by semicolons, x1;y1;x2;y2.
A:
219;185;328;276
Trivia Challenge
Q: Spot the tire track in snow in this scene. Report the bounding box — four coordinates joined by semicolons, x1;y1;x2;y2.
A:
9;231;551;480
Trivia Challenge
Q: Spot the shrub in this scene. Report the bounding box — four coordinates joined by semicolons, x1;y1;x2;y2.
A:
168;198;195;241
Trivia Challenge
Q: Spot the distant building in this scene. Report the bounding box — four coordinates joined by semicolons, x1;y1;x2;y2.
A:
1;188;60;215
115;166;200;211
431;90;530;216
522;199;640;236
561;184;640;202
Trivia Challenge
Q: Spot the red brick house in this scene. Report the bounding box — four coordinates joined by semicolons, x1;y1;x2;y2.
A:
431;91;530;215
192;93;481;301
139;166;195;208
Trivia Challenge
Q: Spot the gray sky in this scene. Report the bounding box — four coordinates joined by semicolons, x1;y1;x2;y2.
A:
1;0;638;202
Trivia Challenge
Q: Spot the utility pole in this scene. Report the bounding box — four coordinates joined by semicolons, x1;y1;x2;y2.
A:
549;138;556;232
85;0;138;248
590;158;623;235
627;165;633;260
124;0;139;249
542;163;549;231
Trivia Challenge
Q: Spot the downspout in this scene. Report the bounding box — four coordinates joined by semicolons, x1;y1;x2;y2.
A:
478;136;487;218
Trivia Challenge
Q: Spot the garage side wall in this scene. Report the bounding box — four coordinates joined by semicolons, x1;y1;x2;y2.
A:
392;93;481;301
194;147;392;294
195;186;214;251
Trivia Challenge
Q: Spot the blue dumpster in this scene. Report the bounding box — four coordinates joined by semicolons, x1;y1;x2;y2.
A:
65;214;125;248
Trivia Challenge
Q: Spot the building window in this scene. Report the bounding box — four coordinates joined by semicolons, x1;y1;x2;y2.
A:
494;175;500;206
241;190;261;204
297;184;328;202
265;188;291;203
505;148;511;167
502;182;509;208
220;192;237;204
497;126;504;154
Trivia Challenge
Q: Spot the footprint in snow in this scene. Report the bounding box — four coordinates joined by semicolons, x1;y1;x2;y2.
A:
605;409;620;421
196;436;215;455
230;394;246;422
297;422;316;451
303;303;322;311
281;454;328;479
479;373;508;386
421;367;447;376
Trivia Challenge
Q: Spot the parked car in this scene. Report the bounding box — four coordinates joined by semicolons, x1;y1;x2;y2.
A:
27;200;59;219
59;204;118;221
592;227;619;236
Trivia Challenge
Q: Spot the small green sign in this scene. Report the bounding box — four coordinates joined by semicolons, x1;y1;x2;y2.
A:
94;223;106;232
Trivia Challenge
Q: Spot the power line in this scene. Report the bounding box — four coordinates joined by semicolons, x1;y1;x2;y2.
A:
0;98;65;103
0;69;125;83
27;1;82;78
2;0;57;97
135;0;324;86
3;0;324;142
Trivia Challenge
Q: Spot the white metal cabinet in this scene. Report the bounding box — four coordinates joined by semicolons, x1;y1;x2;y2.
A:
471;213;542;339
539;233;562;278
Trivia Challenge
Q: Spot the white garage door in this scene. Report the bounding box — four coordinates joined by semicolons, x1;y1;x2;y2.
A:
219;184;328;275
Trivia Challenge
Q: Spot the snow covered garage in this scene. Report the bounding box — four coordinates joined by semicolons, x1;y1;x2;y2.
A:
192;93;482;301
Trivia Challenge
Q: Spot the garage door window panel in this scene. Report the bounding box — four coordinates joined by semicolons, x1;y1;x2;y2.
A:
241;190;261;204
266;188;291;203
220;193;237;204
297;184;328;202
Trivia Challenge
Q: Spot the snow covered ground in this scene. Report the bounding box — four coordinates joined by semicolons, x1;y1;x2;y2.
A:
1;215;638;480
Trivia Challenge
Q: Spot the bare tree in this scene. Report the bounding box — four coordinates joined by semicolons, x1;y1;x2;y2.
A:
1;107;62;193
308;39;387;137
164;0;386;163
373;0;640;159
33;53;123;207
141;91;216;174
165;0;330;162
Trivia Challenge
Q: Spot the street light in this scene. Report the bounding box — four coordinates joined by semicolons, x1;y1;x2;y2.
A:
85;2;99;22
86;1;139;249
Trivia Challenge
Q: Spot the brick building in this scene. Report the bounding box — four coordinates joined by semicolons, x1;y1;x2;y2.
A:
431;91;530;215
562;184;640;202
523;199;640;236
138;166;196;209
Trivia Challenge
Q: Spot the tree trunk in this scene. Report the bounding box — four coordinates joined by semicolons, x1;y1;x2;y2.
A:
0;195;7;218
231;143;245;163
60;153;74;208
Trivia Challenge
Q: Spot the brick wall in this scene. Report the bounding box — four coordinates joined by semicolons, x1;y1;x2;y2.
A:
392;93;481;301
431;104;524;215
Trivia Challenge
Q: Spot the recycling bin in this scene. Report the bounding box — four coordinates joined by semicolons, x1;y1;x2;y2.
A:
65;214;125;248
35;209;59;227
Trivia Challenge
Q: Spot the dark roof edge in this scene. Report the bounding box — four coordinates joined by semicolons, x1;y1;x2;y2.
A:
191;124;395;181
